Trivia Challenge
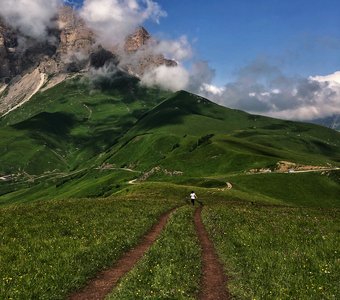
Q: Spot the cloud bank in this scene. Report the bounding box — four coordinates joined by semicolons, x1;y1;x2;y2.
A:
196;60;340;121
126;35;193;91
0;0;62;39
1;0;337;122
79;0;166;47
141;65;189;91
151;36;193;61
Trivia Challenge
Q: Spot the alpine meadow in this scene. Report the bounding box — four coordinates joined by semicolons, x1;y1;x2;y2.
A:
1;1;340;299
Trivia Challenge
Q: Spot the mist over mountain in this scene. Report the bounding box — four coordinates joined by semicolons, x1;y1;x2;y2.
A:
311;114;340;131
0;2;339;129
0;5;181;116
0;4;339;300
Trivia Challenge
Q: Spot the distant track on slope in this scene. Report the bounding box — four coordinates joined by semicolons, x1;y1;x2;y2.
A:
194;207;230;300
68;208;176;300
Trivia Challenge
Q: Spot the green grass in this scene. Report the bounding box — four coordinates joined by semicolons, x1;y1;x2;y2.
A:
1;180;339;299
103;90;340;179
0;197;177;299
0;168;138;205
1;80;340;203
1;68;340;300
202;203;340;299
0;77;170;175
230;171;340;208
108;206;201;300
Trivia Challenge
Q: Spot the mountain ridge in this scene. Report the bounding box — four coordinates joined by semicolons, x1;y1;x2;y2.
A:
0;6;176;116
0;77;339;204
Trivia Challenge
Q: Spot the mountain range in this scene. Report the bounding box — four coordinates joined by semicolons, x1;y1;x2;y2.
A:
0;6;174;116
0;6;339;204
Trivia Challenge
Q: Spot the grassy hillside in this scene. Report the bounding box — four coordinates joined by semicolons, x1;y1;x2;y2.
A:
1;76;339;299
0;77;339;205
203;203;340;299
0;75;170;175
0;196;177;299
105;90;340;176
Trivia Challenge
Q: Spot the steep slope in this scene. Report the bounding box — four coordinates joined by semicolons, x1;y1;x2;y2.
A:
0;5;178;117
1;84;339;205
0;74;171;175
103;90;340;176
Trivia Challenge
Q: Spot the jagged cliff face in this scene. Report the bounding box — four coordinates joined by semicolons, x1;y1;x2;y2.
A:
58;6;94;56
0;6;175;81
124;27;150;53
123;27;177;76
0;6;96;80
0;6;176;115
0;21;12;81
0;20;59;83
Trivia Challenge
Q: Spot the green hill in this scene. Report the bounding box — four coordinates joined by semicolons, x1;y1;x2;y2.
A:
0;76;339;206
0;75;171;174
105;90;340;175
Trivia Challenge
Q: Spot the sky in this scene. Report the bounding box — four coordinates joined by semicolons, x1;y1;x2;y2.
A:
62;0;340;121
1;0;339;121
66;0;340;84
166;1;340;84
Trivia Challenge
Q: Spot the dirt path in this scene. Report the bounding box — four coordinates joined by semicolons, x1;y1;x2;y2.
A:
69;209;175;300
194;207;230;300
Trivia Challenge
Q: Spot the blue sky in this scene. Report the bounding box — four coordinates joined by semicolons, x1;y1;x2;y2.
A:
149;0;340;85
68;0;340;85
60;0;340;120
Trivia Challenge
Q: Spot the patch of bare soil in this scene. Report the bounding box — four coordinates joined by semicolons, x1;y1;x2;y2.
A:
194;207;230;300
68;209;175;300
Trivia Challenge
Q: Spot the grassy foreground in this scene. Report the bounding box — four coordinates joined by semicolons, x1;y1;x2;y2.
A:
202;204;340;299
108;206;201;300
0;197;176;299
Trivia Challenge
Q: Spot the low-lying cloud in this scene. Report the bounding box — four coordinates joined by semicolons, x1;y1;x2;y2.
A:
196;59;340;121
0;0;62;40
79;0;166;47
141;65;189;91
151;36;193;61
1;0;338;122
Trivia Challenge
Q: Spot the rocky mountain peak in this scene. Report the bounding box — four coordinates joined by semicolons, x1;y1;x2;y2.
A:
0;18;58;83
124;26;151;53
57;6;94;57
0;7;177;116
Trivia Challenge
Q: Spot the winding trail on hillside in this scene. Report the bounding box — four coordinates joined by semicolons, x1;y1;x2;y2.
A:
194;207;230;300
68;208;175;300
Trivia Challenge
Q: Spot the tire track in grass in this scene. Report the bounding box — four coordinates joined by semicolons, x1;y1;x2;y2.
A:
69;208;176;300
108;206;201;299
195;207;230;300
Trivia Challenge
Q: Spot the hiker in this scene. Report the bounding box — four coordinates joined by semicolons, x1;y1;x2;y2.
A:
190;191;197;206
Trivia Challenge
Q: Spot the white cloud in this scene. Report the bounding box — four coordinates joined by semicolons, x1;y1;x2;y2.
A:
0;0;62;39
80;0;166;47
196;59;340;121
141;65;189;91
152;36;193;61
200;83;225;96
310;71;340;88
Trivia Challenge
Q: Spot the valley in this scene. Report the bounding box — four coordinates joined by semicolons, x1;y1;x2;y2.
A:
0;0;339;298
0;75;339;299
